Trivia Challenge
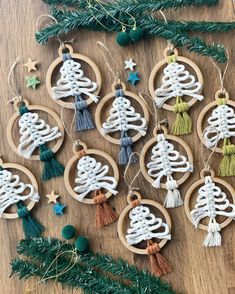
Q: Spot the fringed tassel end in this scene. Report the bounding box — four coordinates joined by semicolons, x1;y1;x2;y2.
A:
218;139;235;177
172;97;192;135
93;190;118;229
39;144;64;181
203;217;221;247
118;131;138;165
75;95;95;131
164;178;183;208
17;201;44;238
147;240;172;277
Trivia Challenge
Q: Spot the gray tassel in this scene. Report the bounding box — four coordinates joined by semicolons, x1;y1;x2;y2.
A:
118;131;138;165
75;95;95;131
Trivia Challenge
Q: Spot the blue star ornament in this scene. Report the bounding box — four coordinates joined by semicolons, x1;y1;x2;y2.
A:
53;202;66;215
127;72;140;85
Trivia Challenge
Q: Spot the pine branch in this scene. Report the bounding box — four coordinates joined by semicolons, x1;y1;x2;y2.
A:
11;258;134;293
13;237;177;294
141;17;235;34
43;0;220;11
80;253;175;294
35;8;229;62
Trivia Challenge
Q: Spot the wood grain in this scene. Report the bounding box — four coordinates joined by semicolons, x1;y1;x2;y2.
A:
0;1;234;293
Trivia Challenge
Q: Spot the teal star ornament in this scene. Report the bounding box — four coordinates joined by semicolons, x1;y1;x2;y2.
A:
127;72;140;85
53;203;66;215
26;75;40;90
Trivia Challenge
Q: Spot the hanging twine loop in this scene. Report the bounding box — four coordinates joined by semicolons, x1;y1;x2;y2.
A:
158;10;174;51
123;152;141;198
97;41;120;85
138;92;168;131
210;51;229;95
7;58;23;105
35;14;75;47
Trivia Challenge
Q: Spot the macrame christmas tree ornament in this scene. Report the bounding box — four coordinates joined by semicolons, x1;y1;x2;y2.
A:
64;141;119;228
197;90;235;176
46;44;101;131
7;99;65;181
95;81;149;165
149;47;204;135
140;126;193;208
185;169;235;247
118;191;172;277
0;157;44;237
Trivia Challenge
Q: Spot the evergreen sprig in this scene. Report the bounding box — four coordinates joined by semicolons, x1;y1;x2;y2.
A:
11;237;177;294
36;0;234;63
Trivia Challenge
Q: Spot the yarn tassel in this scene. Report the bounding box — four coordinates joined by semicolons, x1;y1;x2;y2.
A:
203;217;221;247
164;177;183;208
218;138;235;176
17;201;44;238
118;131;138;165
39;144;64;181
75;95;95;131
147;240;172;277
93;190;118;229
172;96;192;135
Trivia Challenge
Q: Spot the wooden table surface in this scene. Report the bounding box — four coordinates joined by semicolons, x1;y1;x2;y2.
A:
0;1;234;293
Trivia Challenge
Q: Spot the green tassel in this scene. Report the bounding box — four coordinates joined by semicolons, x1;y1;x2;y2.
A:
17;201;44;238
39;144;64;181
218;138;235;177
172;97;192;135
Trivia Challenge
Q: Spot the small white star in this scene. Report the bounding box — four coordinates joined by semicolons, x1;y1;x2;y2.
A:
124;58;137;71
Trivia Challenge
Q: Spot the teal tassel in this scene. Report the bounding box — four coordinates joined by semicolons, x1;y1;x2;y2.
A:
39;144;64;181
17;201;44;238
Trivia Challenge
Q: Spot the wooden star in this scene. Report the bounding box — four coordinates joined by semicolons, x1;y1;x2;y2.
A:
26;76;40;90
24;58;39;72
46;190;60;204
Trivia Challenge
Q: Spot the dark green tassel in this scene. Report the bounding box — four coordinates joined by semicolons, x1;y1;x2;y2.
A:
17;201;44;238
39;144;64;181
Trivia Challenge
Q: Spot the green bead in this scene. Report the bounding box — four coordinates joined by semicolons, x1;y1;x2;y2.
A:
116;31;131;46
61;225;76;240
75;236;89;253
129;27;143;42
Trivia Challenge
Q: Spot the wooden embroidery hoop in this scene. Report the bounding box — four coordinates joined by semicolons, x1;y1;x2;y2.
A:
117;191;171;255
6;98;65;161
140;125;193;189
0;158;38;219
95;81;149;145
148;47;204;111
46;44;102;109
197;90;235;153
184;168;235;231
64;141;119;205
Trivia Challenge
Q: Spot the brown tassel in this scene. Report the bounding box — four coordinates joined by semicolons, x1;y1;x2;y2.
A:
147;240;172;277
93;190;118;229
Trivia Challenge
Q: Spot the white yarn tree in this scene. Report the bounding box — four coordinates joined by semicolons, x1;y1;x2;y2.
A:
191;176;235;247
74;155;118;201
102;88;147;165
18;111;62;159
155;62;204;107
52;58;98;102
204;104;235;148
126;205;171;245
147;134;193;208
0;168;39;216
102;91;147;136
